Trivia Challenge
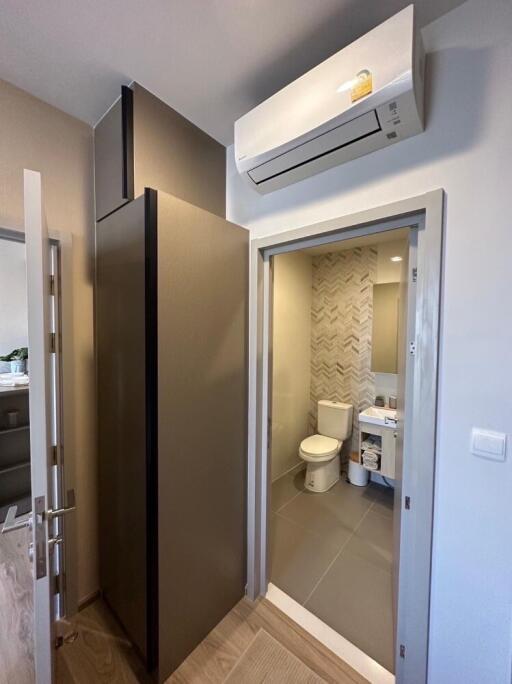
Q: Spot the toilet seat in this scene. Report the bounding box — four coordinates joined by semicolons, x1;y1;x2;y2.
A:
299;434;341;462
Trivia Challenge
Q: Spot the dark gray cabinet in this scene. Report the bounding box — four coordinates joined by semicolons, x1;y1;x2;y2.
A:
94;83;226;223
94;86;134;221
131;83;226;218
96;189;247;680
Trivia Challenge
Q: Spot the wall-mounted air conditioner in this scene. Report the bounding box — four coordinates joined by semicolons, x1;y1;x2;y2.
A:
234;5;425;194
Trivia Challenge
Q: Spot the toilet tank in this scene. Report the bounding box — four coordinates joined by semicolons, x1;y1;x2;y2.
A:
317;400;353;440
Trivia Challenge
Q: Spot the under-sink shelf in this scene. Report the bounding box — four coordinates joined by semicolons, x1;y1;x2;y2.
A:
358;421;396;479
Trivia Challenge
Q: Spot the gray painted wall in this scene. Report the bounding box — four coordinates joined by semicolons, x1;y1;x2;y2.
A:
228;1;512;680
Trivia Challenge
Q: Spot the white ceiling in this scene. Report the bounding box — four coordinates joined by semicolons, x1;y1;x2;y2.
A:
0;0;465;144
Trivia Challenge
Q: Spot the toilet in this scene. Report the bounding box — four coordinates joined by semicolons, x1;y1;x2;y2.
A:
299;400;353;492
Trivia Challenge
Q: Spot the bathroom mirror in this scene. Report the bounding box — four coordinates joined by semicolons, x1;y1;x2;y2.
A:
371;282;399;373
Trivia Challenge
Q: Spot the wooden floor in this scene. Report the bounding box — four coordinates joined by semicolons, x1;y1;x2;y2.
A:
0;526;34;684
56;597;368;683
0;530;368;684
169;596;367;684
56;600;149;684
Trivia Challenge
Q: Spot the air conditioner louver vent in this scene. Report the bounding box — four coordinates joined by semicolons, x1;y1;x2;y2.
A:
248;110;381;186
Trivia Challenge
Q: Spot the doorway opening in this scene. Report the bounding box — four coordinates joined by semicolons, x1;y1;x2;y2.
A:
269;229;409;676
248;191;443;683
0;234;31;523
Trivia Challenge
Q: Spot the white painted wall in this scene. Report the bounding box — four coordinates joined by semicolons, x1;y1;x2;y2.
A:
271;252;312;480
0;239;28;358
227;1;512;681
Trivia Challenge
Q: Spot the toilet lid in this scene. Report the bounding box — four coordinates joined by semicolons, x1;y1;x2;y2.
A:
300;434;340;457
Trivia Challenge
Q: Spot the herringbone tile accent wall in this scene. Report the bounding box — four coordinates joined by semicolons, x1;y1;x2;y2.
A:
310;247;378;451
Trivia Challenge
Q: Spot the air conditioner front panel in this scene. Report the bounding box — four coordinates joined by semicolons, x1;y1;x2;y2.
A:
247;110;381;185
235;6;414;167
234;5;424;194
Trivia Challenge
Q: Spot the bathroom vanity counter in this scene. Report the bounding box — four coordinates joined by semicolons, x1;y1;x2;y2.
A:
358;418;396;479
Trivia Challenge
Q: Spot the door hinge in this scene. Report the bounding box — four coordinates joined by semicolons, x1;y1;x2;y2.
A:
405;496;411;510
53;571;66;595
49;332;56;353
49;274;55;295
412;267;417;283
400;644;406;658
409;341;416;356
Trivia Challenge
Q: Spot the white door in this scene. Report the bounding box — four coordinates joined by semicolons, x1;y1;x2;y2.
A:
25;167;54;683
0;170;73;682
19;169;73;684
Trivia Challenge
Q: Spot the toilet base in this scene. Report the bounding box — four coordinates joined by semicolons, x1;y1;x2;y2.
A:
304;454;340;493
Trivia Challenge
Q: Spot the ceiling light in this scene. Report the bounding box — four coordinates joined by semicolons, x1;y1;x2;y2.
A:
390;255;403;262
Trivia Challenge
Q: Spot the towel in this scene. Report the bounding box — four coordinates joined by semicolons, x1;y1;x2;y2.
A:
0;373;29;387
361;435;381;448
362;448;380;471
361;441;381;454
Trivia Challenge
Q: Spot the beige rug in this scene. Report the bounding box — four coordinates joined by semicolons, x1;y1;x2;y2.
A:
224;628;326;683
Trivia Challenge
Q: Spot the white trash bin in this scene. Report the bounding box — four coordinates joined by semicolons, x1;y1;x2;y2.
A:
348;458;370;487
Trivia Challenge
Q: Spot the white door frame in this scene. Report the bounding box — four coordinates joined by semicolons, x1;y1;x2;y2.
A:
247;189;443;683
0;221;77;620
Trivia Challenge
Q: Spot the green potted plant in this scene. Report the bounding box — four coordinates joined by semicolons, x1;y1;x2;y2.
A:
0;347;28;374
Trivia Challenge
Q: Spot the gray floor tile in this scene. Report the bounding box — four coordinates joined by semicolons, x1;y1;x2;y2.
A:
277;478;373;547
346;509;393;571
305;542;394;673
367;483;394;519
269;513;341;605
271;467;305;512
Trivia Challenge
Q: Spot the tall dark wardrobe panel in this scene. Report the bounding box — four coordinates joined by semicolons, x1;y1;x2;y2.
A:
95;83;246;682
96;190;247;680
156;192;247;676
96;196;148;660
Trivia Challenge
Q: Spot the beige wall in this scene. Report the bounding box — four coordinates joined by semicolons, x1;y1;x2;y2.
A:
0;78;97;602
271;252;311;481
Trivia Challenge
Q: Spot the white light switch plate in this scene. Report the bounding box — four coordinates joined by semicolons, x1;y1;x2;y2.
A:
471;428;507;461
